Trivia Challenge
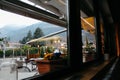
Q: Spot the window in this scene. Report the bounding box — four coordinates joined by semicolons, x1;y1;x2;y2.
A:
0;0;68;79
81;14;96;63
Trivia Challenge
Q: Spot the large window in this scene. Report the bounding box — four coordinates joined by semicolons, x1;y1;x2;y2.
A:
0;7;68;79
0;0;101;79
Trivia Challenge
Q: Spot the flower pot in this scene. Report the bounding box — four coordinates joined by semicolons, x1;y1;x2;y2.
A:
36;59;66;74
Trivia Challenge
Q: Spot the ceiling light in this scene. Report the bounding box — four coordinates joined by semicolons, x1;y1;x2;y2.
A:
59;0;66;5
44;1;48;3
59;14;65;19
43;0;51;3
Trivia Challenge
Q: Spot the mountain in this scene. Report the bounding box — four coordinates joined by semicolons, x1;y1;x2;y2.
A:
0;22;65;42
0;24;25;38
0;22;95;44
82;30;95;44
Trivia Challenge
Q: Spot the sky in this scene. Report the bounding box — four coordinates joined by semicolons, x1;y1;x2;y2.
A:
0;9;41;28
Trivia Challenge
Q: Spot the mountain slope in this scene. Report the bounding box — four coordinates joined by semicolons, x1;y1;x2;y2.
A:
0;24;25;38
0;22;65;42
0;22;95;44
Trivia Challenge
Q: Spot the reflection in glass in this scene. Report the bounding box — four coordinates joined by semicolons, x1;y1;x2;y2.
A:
81;17;96;63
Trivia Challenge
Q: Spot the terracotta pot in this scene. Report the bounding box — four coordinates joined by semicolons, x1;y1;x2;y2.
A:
36;59;66;74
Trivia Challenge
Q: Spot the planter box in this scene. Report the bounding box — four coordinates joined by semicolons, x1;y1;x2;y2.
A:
36;59;66;74
27;53;40;59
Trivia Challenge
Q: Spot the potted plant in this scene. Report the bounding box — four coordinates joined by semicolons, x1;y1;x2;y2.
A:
36;47;66;74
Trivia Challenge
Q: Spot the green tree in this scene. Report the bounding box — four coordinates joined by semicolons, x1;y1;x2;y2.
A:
0;38;3;41
33;27;44;39
26;30;33;41
20;30;33;44
20;37;27;44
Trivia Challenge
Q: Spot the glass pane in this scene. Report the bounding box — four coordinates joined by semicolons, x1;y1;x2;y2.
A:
0;0;68;78
81;15;96;63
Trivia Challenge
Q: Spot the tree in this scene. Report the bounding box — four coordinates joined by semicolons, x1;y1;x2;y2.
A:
26;30;33;41
20;30;33;44
33;27;44;39
19;37;27;44
20;27;44;44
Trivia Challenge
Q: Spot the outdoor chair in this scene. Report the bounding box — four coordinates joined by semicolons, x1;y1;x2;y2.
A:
16;58;31;72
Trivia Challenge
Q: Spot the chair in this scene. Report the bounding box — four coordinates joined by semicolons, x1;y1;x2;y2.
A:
16;58;31;72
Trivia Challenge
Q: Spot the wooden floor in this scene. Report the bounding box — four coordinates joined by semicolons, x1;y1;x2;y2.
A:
58;60;110;80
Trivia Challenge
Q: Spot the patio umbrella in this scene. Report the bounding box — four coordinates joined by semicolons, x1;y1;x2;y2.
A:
81;17;95;34
38;35;61;41
26;29;66;44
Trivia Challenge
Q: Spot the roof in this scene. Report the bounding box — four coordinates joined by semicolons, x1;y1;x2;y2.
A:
27;35;61;44
26;29;66;44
